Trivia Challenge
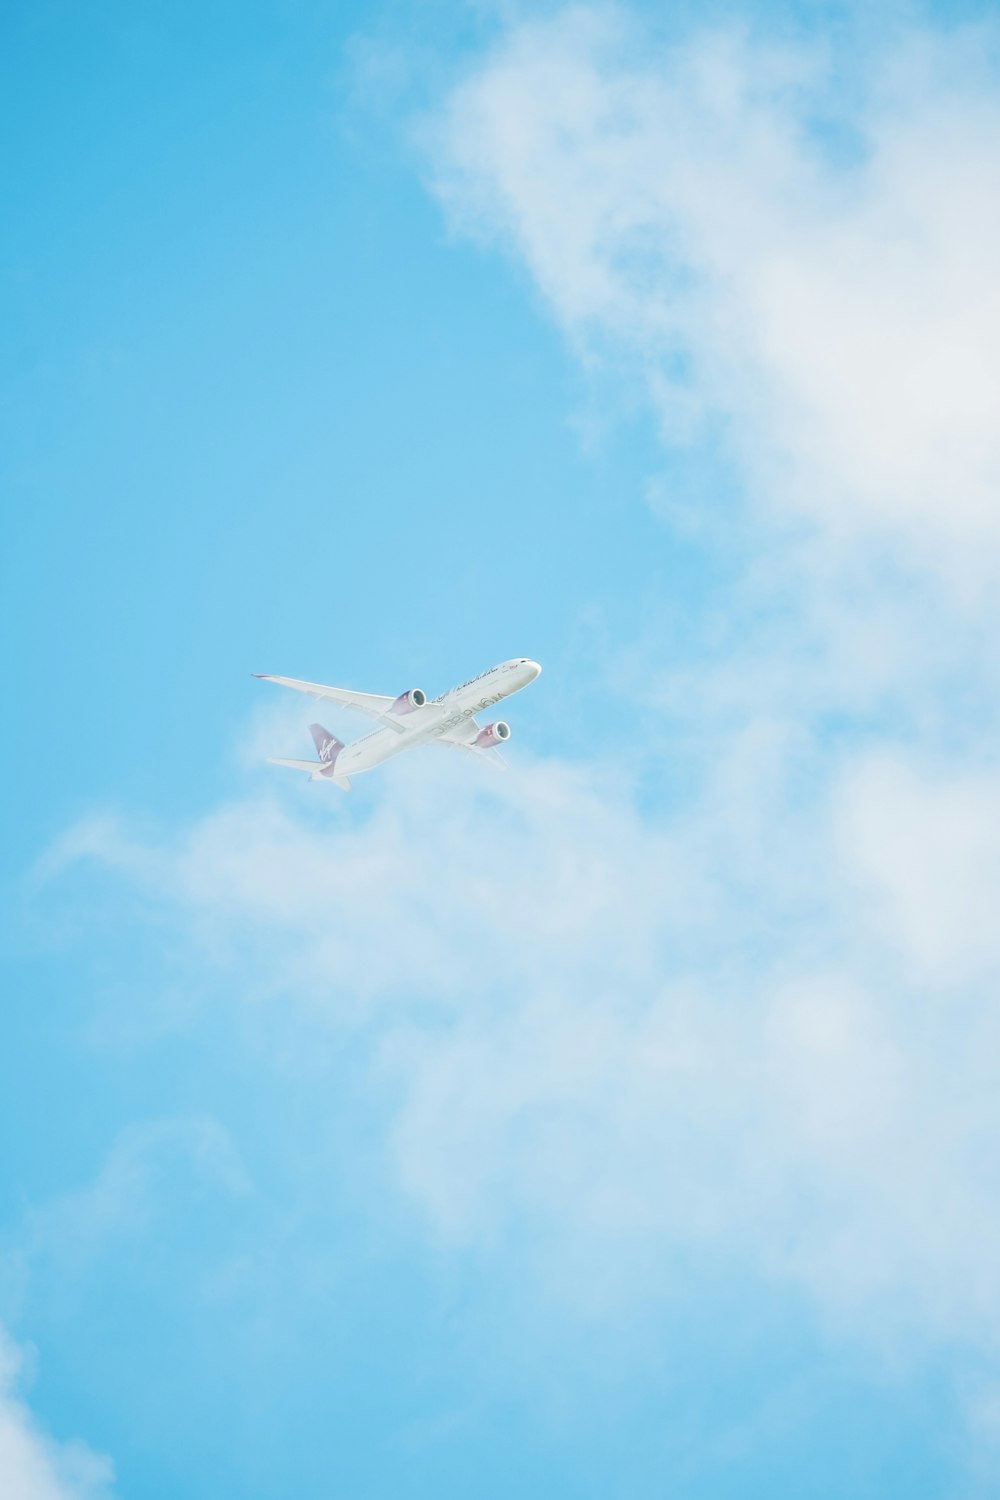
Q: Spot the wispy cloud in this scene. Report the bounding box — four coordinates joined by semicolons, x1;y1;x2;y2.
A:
38;732;1000;1350
0;1327;115;1500
425;9;1000;586
13;1118;252;1279
397;6;1000;1349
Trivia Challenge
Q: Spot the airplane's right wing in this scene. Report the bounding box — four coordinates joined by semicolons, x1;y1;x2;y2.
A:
254;675;396;723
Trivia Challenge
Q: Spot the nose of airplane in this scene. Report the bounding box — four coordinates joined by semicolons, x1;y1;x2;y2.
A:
524;659;542;681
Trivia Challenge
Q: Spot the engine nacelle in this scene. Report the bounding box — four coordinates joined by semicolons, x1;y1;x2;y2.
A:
475;721;511;748
391;688;427;715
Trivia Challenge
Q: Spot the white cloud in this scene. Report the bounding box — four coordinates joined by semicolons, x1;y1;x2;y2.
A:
836;753;1000;986
18;1119;252;1270
0;1328;114;1500
39;741;1000;1346
383;16;1000;1348
426;10;1000;583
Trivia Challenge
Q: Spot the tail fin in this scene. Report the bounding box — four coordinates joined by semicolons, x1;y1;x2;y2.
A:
309;723;344;765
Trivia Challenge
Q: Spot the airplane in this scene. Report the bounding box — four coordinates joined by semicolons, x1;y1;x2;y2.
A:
254;658;542;790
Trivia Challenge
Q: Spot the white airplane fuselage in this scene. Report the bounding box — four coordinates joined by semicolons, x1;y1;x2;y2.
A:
337;658;540;775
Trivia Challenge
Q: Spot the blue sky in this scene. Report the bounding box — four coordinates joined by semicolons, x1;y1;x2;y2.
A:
5;2;1000;1497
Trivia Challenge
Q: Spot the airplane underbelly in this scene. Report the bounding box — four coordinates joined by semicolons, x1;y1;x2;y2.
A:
341;711;447;773
340;729;397;773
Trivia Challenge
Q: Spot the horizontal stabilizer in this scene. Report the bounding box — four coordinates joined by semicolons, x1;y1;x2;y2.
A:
266;757;352;791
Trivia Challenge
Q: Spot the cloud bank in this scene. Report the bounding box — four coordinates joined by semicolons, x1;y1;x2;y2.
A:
43;729;1000;1351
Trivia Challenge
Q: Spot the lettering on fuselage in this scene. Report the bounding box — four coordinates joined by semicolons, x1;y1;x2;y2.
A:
441;673;492;698
434;691;503;733
352;666;512;748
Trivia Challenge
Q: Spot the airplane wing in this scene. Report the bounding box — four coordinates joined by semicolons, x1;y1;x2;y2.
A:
436;718;508;769
254;675;398;724
438;716;483;746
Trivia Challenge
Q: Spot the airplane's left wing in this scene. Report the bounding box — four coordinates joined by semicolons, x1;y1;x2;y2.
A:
254;674;396;723
437;716;482;746
436;718;508;769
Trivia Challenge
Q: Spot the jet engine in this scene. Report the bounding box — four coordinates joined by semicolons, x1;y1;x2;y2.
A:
475;721;511;748
391;688;427;715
